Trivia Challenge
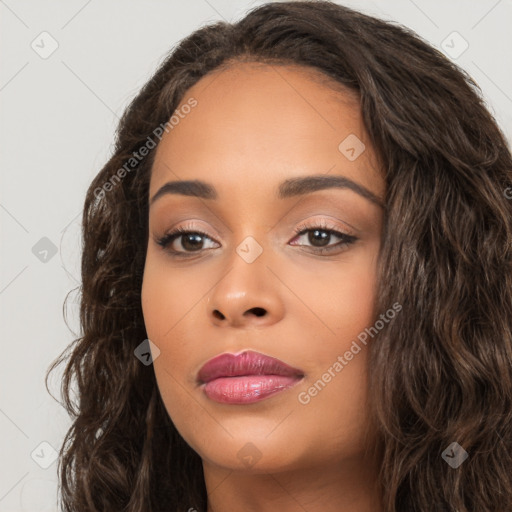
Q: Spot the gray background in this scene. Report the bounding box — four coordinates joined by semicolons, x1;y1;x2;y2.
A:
1;0;511;510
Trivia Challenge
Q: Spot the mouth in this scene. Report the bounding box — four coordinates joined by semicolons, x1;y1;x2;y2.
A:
197;350;305;405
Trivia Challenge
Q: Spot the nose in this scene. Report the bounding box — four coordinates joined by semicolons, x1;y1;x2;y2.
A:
206;254;285;329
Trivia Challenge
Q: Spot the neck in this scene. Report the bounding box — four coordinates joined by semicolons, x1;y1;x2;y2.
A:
203;455;383;512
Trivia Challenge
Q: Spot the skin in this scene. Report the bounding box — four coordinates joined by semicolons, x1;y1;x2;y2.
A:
141;62;385;512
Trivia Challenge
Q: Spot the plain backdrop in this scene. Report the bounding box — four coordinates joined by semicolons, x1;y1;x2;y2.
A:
1;0;511;510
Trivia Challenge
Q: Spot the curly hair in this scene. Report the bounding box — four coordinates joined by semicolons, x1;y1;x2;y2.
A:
46;1;512;510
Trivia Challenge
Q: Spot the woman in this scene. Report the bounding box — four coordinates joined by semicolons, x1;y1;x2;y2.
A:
46;1;512;510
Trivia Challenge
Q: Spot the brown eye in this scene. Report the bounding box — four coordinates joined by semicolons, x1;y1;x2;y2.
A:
156;227;219;255
290;223;358;254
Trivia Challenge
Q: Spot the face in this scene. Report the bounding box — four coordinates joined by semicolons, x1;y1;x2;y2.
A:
141;62;385;474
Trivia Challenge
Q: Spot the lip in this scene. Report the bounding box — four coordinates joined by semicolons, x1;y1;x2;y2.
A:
197;350;305;404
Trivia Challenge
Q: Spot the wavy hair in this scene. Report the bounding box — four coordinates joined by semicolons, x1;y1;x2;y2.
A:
46;1;512;510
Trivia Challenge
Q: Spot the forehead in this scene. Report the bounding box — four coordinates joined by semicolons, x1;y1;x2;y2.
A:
149;62;384;202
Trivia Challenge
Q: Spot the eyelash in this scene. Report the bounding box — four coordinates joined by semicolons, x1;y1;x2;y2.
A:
155;221;358;258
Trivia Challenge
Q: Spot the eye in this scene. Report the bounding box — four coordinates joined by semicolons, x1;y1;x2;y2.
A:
155;225;219;256
155;220;358;258
289;221;358;254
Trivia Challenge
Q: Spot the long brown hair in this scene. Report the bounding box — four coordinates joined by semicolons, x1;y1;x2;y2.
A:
46;1;512;510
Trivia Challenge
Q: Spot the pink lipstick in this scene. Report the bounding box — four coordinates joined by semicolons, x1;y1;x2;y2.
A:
197;350;304;404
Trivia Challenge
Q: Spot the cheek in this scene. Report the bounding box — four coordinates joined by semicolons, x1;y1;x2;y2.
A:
141;251;210;341
290;259;378;458
290;248;379;356
141;254;210;446
336;267;378;335
140;253;198;385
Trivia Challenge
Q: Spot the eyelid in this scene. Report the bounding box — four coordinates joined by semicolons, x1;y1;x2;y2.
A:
287;201;363;234
162;219;221;239
297;216;355;233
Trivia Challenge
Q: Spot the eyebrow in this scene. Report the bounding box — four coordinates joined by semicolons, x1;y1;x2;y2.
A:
150;175;384;208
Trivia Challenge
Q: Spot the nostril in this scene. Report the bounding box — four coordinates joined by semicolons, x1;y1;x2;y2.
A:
248;307;266;317
213;310;225;320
